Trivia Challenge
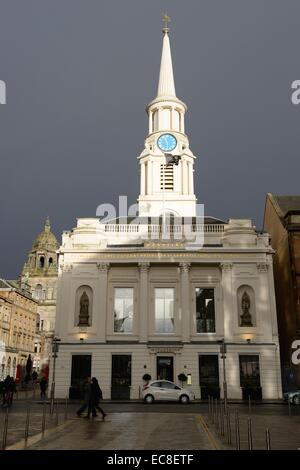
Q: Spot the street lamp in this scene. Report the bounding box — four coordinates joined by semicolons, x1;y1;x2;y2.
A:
50;336;60;414
220;338;228;412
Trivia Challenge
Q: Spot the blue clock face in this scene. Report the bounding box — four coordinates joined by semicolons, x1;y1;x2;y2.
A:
157;133;177;152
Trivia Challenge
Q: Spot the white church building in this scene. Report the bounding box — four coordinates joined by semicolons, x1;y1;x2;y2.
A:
53;25;282;401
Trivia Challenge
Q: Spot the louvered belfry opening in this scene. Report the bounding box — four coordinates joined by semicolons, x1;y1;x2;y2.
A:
160;164;174;190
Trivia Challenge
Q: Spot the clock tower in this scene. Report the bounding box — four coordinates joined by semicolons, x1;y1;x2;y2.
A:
138;24;197;218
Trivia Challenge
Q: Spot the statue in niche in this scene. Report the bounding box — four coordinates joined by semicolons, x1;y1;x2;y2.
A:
240;291;253;327
78;291;89;326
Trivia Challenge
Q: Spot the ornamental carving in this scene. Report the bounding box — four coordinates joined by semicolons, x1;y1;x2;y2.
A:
179;262;190;273
257;263;268;273
63;264;73;272
139;262;150;273
78;291;89;326
97;262;110;274
220;263;232;272
240;291;253;327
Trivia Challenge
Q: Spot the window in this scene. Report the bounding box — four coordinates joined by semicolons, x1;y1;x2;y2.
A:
150;382;162;388
195;288;215;333
49;257;53;265
33;284;45;301
160;381;176;389
239;355;260;387
155;288;174;333
114;288;133;333
39;256;45;268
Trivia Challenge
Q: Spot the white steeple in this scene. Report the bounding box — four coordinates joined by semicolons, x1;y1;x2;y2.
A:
157;29;176;99
137;20;197;218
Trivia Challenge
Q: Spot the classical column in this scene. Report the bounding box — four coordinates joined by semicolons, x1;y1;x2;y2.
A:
180;262;191;343
148;110;153;134
140;162;145;196
97;262;110;343
257;262;274;336
182;160;188;195
188;162;194;195
220;263;233;340
147;161;153;195
158;107;162;129
139;263;150;343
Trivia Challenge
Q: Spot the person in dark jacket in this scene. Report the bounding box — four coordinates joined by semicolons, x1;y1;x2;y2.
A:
2;376;11;407
77;377;92;417
88;377;106;420
40;375;48;399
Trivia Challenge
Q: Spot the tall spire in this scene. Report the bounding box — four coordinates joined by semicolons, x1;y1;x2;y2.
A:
157;19;176;99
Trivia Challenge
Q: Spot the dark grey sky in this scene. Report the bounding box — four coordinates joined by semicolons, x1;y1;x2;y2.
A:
1;0;300;278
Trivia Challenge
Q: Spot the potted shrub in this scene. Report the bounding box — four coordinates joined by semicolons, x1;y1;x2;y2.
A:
142;373;151;384
178;373;188;387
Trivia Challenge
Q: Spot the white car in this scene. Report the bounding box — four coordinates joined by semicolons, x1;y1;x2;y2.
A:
142;380;195;404
284;390;300;405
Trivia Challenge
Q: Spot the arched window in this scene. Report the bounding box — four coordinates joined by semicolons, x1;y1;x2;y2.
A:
12;358;16;378
6;357;11;376
237;285;256;327
75;286;93;327
49;257;53;266
1;358;6;380
33;284;45;301
39;256;45;268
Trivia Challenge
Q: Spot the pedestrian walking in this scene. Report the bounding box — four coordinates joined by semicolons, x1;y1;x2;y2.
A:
2;375;12;407
8;376;16;406
90;377;106;420
40;375;48;399
77;377;92;417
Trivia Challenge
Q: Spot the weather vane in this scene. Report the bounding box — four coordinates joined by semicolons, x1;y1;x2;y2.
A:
162;12;171;32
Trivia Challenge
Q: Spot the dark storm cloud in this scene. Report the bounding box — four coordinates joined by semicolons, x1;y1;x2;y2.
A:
1;0;300;277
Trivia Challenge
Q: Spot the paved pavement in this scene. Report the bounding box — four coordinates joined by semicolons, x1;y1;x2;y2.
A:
1;401;300;450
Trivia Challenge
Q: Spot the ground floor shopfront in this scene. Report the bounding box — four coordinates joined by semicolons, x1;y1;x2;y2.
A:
53;343;282;400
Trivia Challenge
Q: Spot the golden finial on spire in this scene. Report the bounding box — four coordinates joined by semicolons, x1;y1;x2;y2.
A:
162;12;171;33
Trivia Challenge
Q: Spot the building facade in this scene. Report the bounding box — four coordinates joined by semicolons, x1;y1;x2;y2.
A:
264;193;300;389
0;279;40;380
21;217;59;369
53;27;282;401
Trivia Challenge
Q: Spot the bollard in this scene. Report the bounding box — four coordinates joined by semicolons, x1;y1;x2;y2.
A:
24;404;30;442
220;401;225;436
64;397;68;421
211;397;214;424
33;385;36;400
247;418;253;450
208;396;211;420
248;395;252;415
235;412;240;450
41;401;46;435
227;410;232;445
25;388;28;401
1;407;9;450
215;399;219;431
55;401;59;426
265;428;271;450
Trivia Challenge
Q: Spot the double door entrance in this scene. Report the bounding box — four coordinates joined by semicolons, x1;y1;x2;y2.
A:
111;355;132;400
157;357;174;382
